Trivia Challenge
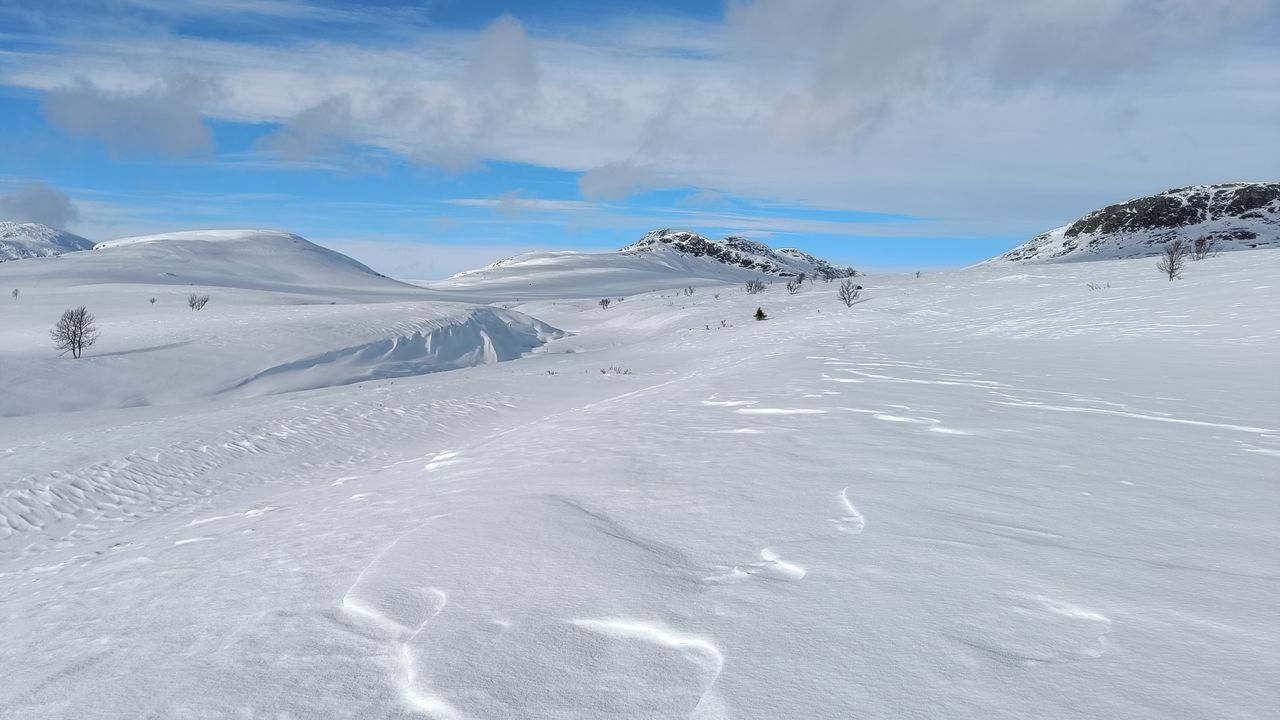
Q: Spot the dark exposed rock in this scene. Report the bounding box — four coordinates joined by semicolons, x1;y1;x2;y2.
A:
622;229;861;278
996;183;1280;263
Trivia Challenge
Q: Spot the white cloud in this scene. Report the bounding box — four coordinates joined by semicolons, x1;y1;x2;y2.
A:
468;14;540;89
41;73;217;157
2;1;1276;238
0;181;81;229
578;163;663;200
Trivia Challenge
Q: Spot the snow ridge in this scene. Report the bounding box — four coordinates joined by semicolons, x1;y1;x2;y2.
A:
996;182;1280;263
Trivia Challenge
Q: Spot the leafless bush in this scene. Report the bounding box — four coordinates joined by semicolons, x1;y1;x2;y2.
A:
10;288;17;300
598;298;611;310
786;278;802;294
1192;236;1214;261
754;307;767;320
745;279;766;294
600;365;631;375
683;286;696;296
188;293;210;311
1086;282;1111;291
838;278;862;307
51;305;99;358
1156;239;1186;281
149;297;157;305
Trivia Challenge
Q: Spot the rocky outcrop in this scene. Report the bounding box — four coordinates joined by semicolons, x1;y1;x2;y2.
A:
997;183;1279;263
622;229;861;278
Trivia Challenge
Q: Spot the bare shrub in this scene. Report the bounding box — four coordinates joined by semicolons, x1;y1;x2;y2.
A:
754;307;767;320
1156;240;1186;281
600;365;631;375
1192;236;1214;261
745;279;766;294
51;305;99;358
786;278;802;294
838;278;862;307
1086;282;1111;291
10;288;17;300
149;297;157;305
598;298;611;309
188;292;210;311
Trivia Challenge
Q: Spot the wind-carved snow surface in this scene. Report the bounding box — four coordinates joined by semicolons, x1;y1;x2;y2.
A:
1;247;1277;719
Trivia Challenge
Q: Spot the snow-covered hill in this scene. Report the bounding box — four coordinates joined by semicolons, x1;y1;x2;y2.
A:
0;229;561;414
0;221;94;261
431;230;858;299
62;229;416;294
622;229;861;279
995;182;1280;262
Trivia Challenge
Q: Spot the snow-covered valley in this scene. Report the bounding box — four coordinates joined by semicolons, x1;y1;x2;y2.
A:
1;242;1277;719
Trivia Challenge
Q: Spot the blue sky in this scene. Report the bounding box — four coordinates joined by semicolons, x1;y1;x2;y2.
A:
1;0;1276;277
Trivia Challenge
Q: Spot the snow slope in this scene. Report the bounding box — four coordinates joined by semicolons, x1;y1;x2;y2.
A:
0;231;562;415
0;221;94;261
1;248;1277;719
10;229;420;295
431;230;859;300
996;182;1280;263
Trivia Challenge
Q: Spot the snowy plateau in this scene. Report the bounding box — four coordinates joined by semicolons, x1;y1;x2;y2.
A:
0;223;1277;719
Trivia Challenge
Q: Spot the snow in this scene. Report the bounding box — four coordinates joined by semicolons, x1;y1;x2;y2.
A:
1;240;1278;719
431;230;857;301
995;183;1280;263
0;222;94;262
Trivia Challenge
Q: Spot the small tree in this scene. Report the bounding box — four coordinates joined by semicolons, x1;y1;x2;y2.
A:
838;278;862;307
598;298;611;310
149;297;157;305
1192;236;1214;261
745;278;766;294
754;307;767;321
10;288;17;300
51;306;99;358
188;293;210;311
1156;239;1186;281
786;278;802;294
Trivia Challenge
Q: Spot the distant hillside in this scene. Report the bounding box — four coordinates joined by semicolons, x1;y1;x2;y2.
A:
622;229;861;279
996;183;1280;263
434;230;860;300
0;222;94;262
0;229;422;295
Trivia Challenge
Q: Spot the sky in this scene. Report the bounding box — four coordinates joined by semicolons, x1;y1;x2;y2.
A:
0;0;1277;278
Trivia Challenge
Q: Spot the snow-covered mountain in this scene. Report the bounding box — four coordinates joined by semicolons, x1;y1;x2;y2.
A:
434;230;859;299
995;182;1280;263
0;221;94;261
622;229;861;279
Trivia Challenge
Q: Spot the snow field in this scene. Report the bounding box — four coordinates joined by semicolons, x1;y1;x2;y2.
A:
1;249;1277;718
